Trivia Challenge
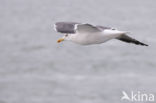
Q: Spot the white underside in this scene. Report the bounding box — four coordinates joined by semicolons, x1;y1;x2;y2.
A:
69;30;125;45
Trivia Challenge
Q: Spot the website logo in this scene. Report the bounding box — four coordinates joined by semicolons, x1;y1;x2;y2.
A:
121;91;155;102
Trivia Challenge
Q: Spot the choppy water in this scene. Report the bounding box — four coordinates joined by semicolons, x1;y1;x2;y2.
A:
0;0;156;103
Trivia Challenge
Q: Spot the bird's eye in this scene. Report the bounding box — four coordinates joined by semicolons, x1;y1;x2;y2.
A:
112;28;116;30
65;34;68;37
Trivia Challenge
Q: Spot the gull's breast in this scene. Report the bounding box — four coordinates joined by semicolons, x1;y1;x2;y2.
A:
71;32;110;45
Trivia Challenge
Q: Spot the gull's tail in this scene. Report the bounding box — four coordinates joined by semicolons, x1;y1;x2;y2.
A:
116;34;148;46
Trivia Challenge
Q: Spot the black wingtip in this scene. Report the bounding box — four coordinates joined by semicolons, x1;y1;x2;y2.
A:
117;34;149;47
143;44;148;46
141;43;148;46
136;41;148;46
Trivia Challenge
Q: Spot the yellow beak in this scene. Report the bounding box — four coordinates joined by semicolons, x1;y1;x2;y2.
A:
57;38;64;43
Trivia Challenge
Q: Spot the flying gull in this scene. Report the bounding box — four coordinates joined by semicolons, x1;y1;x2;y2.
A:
54;22;148;46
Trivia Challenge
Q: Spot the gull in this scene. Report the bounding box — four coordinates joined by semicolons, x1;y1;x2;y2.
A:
54;22;148;46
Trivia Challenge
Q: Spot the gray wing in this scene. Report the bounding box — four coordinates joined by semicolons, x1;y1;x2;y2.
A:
76;24;101;33
54;22;80;34
116;34;148;46
96;25;115;31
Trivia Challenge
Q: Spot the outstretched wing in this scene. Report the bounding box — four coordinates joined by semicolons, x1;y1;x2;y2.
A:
117;34;148;46
96;25;113;31
54;22;80;34
76;24;101;33
54;22;110;34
